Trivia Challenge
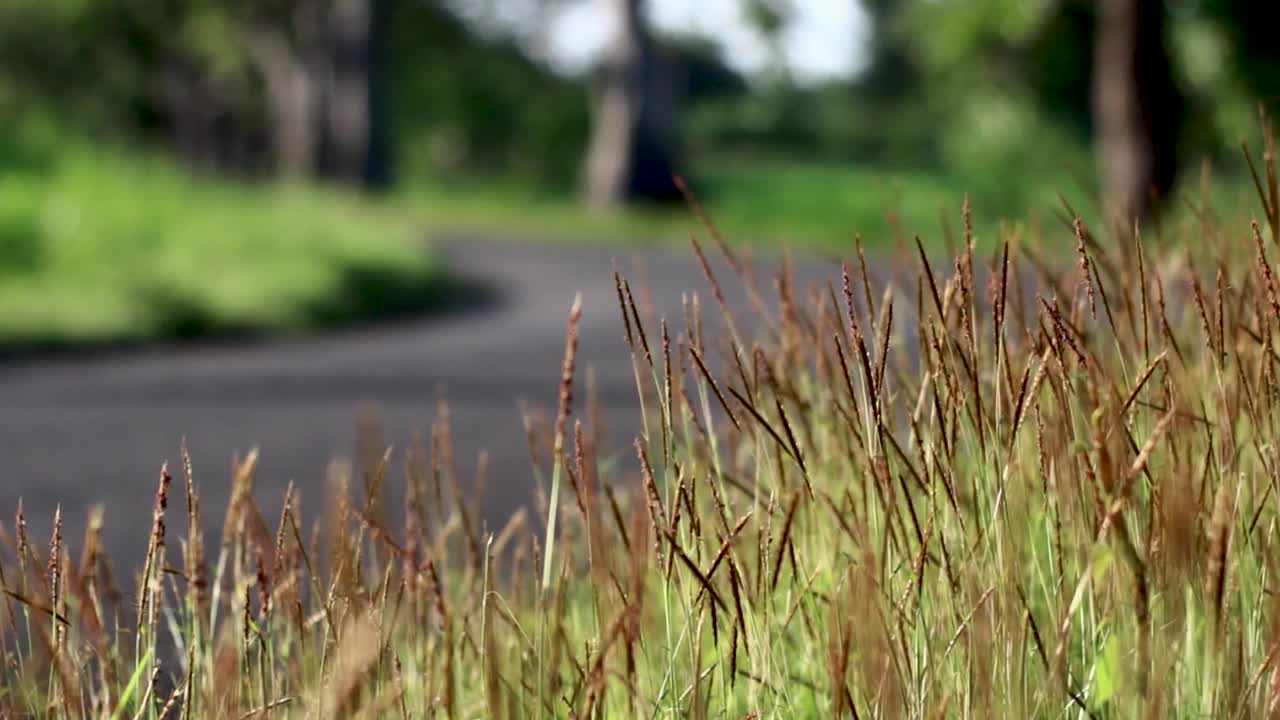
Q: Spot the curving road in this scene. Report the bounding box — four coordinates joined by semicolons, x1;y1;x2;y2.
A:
0;237;847;574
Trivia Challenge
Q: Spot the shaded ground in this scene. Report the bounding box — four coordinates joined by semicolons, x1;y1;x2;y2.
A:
0;237;847;575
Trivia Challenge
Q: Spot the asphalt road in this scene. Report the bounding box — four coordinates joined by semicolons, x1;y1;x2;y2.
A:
0;237;844;575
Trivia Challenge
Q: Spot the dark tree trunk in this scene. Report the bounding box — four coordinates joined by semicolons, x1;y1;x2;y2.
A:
364;0;392;187
323;0;391;188
1091;0;1181;228
583;0;680;209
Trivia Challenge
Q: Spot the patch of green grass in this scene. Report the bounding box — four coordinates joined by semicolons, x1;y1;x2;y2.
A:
403;152;1275;288
402;153;1097;255
0;120;443;350
687;155;1085;247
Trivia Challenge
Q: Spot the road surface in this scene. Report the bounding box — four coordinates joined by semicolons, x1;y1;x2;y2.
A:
0;237;845;575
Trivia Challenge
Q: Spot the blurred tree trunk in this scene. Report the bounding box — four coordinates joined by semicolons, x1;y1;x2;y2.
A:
323;0;391;188
583;0;679;209
1091;0;1181;227
247;4;328;179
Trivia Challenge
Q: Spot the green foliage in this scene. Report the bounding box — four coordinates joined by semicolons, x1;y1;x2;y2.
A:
389;1;590;187
935;87;1095;212
679;0;1095;207
685;84;941;169
0;0;596;186
1093;634;1123;706
899;0;1049;81
887;0;1280;166
0;117;441;349
0;0;257;138
1200;0;1280;117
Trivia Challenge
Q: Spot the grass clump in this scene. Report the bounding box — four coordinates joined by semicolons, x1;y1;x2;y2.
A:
11;141;1280;718
0;118;443;350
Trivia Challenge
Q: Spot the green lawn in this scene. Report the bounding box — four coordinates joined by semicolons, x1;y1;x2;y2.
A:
402;154;1100;255
404;152;1270;274
0;120;444;350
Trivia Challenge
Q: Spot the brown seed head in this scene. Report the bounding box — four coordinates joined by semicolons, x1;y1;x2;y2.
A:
555;294;584;451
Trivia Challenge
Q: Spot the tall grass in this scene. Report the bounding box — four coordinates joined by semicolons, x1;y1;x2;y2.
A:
11;135;1280;717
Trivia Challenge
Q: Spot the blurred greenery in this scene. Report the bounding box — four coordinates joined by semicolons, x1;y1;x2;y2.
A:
389;2;590;186
404;153;1095;256
0;116;442;350
1;0;1280;347
2;0;1276;189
